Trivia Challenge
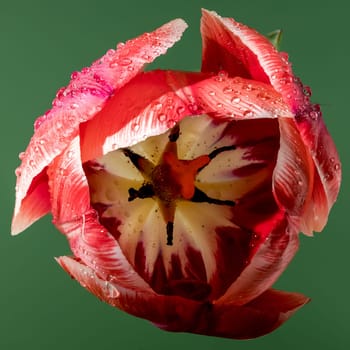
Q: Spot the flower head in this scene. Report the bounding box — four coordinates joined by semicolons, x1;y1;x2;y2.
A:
12;9;341;339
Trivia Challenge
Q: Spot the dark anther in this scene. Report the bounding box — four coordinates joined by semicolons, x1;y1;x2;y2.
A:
128;183;154;201
122;148;145;170
191;188;235;206
168;124;180;142
166;221;174;246
208;145;236;159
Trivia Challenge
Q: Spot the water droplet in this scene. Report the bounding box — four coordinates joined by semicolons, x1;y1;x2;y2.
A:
176;106;185;115
216;103;223;109
29;160;35;167
297;180;303;186
105;282;120;298
18;152;25;160
109;61;119;68
70;103;79;109
15;167;21;177
166;119;176;128
243;110;254;117
303;86;312;97
157;114;166;122
71;71;79;80
209;90;216;96
309;111;319;120
117;42;125;49
223;86;233;94
215;70;228;82
106;49;115;56
154;102;163;110
132;122;140;132
334;163;340;171
188;103;199;113
67;150;74;158
231;97;241;104
142;53;151;60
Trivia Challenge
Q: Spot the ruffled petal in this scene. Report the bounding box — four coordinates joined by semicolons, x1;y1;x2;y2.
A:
216;212;299;305
12;18;188;235
57;256;308;339
48;137;153;292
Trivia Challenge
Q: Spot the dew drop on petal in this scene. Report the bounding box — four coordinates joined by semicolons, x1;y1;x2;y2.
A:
15;167;21;177
104;281;120;298
157;114;166;122
231;97;241;104
309;111;319;120
223;86;233;94
18;152;25;160
176;106;185;115
334;163;340;171
71;71;79;80
209;91;216;96
243;110;254;117
132;122;140;132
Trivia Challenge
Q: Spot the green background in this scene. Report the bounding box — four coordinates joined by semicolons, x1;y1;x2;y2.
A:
1;0;348;349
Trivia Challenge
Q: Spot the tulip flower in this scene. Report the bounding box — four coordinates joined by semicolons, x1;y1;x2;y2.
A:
12;9;341;339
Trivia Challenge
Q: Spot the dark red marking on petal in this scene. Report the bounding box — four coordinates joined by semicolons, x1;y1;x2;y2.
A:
210;225;252;299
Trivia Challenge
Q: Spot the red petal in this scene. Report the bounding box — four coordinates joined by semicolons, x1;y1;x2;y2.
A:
57;256;308;339
79;70;199;163
296;114;341;233
204;289;309;339
217;213;299;305
12;18;187;235
80;69;293;164
200;9;305;113
48;137;153;292
273;118;314;220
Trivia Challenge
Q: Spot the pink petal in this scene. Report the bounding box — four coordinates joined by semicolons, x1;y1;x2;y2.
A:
217;212;299;305
79;70;199;163
200;9;305;112
57;256;308;339
12;18;188;235
80;69;293;163
11;170;51;235
48;137;153;292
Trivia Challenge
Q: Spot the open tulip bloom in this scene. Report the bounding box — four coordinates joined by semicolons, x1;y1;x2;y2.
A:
12;9;341;339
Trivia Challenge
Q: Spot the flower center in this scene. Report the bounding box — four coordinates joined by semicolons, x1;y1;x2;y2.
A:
120;123;236;245
84;115;279;301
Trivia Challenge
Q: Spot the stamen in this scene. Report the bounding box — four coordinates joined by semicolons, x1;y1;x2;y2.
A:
191;188;236;206
122;148;153;173
208;145;236;159
128;183;154;201
168;124;180;142
166;221;174;246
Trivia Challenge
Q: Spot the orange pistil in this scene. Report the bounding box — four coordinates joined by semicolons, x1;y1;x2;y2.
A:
160;152;210;200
